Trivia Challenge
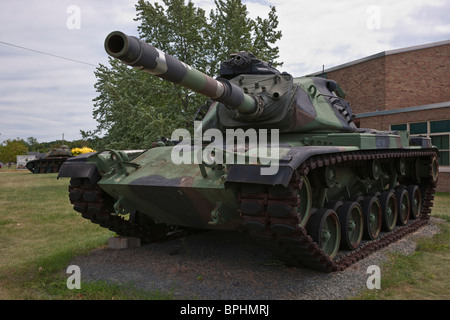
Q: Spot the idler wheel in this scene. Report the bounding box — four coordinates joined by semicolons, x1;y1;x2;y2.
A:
361;196;382;240
395;187;410;226
307;209;340;259
380;190;398;231
407;185;422;219
337;201;364;250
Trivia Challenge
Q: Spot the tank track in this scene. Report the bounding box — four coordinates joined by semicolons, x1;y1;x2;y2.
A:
67;178;193;243
27;158;68;174
238;149;437;272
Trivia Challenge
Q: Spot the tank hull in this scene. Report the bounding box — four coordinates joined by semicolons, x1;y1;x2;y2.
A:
26;156;72;174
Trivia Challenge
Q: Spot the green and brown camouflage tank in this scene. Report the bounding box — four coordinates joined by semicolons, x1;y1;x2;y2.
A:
58;31;439;272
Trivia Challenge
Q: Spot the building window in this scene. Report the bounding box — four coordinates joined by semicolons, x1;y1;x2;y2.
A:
431;135;449;166
410;122;427;135
391;124;407;131
390;120;450;168
430;120;450;133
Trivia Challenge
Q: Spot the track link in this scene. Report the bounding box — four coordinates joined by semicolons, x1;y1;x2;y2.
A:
68;178;192;243
239;149;437;272
27;159;67;174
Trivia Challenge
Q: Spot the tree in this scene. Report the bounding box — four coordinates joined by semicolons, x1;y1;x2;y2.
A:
26;137;39;150
250;6;283;66
25;136;41;153
208;0;253;75
85;0;283;150
208;0;282;74
0;139;28;164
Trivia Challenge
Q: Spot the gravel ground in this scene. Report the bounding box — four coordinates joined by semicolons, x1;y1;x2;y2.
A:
69;218;442;300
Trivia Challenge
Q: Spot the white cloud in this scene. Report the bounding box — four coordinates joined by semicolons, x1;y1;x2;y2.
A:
234;0;450;75
0;0;448;143
0;0;140;143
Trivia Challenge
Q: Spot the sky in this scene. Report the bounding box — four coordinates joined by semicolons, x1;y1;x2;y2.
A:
0;0;449;144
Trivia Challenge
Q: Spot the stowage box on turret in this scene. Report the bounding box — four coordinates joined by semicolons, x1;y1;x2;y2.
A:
58;31;439;271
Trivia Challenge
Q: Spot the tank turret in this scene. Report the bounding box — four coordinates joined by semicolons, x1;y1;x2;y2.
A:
104;31;357;134
47;145;72;158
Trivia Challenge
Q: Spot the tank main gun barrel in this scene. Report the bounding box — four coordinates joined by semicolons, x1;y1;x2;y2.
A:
104;31;257;115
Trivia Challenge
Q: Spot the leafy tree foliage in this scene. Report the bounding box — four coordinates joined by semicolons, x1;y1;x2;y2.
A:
0;137;93;155
209;0;282;75
0;139;28;164
85;0;283;150
0;136;93;166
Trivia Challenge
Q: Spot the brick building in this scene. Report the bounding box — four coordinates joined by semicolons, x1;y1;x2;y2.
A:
307;40;450;192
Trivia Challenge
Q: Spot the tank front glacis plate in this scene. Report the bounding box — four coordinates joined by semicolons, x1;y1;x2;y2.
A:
90;147;241;230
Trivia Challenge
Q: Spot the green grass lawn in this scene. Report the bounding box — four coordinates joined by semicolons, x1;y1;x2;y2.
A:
355;192;450;300
0;171;449;299
0;172;114;298
0;171;175;299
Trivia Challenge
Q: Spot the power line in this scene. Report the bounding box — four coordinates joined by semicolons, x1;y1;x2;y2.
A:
0;40;97;67
0;39;173;93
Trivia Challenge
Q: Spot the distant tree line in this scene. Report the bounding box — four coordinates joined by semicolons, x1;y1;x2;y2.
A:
82;0;283;150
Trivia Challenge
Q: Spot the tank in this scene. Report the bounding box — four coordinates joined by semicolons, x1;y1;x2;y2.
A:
58;31;439;272
26;145;72;174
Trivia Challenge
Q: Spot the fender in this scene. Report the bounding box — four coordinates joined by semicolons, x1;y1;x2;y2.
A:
225;146;353;187
57;153;100;184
